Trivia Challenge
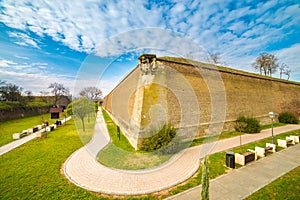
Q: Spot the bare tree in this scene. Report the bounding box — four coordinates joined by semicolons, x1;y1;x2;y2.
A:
48;82;70;106
279;63;291;80
79;86;102;101
279;63;287;79
252;53;278;77
284;68;291;80
206;52;222;65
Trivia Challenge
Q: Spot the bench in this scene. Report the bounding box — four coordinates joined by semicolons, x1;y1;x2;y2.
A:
33;127;39;133
277;136;295;148
12;130;28;140
235;151;256;166
246;149;258;161
45;125;55;132
289;135;299;143
12;133;22;139
36;128;47;138
255;143;276;157
28;128;34;134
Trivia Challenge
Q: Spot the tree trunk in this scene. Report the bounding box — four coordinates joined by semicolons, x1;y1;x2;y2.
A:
201;156;210;200
81;117;85;132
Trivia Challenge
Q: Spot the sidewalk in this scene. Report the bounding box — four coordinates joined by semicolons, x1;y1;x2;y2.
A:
167;143;300;200
0;117;71;156
64;109;300;196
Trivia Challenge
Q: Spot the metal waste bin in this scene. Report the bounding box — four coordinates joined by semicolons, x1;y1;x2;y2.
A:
226;151;235;168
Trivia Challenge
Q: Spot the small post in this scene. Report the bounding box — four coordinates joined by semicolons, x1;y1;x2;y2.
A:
271;118;274;144
117;125;120;141
269;112;276;144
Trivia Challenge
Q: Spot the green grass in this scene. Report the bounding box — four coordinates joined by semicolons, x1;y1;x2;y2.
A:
1;112;298;199
191;122;287;147
169;129;300;195
0;119;106;200
101;108;135;152
98;109;172;170
260;122;286;130
245;166;300;200
0;113;57;146
0;101;51;109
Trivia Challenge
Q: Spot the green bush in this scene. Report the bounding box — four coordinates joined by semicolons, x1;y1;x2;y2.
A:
140;123;177;154
278;112;299;124
234;116;261;133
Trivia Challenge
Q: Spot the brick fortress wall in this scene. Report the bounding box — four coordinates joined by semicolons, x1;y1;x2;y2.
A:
104;55;300;149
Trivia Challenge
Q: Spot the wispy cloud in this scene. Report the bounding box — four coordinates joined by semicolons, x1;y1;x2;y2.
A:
7;32;40;49
0;0;299;60
0;59;18;67
0;0;299;92
0;58;73;94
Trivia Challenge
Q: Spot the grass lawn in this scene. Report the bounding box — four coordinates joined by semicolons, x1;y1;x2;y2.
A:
245;166;300;200
98;109;172;170
191;122;286;147
0;119;106;199
0;111;299;199
0;113;58;146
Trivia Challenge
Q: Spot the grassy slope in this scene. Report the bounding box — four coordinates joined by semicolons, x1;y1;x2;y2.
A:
98;109;171;170
0;113;57;146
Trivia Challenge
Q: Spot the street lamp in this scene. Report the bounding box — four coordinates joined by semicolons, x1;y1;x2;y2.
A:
269;112;276;144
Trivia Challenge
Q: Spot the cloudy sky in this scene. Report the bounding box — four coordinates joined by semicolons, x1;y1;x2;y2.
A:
0;0;300;96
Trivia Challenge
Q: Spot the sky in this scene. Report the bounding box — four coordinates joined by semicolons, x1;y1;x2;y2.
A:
0;0;300;96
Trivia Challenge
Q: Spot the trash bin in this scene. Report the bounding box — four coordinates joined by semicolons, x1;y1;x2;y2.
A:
226;151;235;168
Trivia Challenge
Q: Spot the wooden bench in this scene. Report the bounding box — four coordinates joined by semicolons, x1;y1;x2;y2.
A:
255;143;276;157
45;125;55;132
27;128;34;134
277;136;295;148
235;151;256;166
36;129;47;138
289;135;299;143
33;127;39;133
246;149;258;161
12;130;28;140
12;133;22;139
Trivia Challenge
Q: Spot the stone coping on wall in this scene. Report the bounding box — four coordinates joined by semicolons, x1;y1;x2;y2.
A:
157;56;300;86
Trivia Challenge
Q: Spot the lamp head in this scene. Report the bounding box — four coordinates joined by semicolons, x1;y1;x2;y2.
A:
269;111;276;119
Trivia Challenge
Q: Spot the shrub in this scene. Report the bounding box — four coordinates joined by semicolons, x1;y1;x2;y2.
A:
140;123;177;154
234;116;260;133
278;112;299;124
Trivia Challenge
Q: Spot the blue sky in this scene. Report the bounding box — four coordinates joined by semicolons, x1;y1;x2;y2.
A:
0;0;300;96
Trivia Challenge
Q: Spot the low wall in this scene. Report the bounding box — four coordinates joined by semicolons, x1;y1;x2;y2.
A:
0;106;50;121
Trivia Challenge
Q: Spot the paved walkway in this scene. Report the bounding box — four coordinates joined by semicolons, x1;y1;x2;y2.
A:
64;110;300;196
167;143;300;200
0;117;71;156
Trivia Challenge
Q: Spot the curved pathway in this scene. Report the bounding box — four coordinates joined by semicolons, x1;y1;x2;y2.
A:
64;110;300;195
64;110;200;195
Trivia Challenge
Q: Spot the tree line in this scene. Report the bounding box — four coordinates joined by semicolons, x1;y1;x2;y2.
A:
207;52;292;80
252;52;291;80
0;80;102;106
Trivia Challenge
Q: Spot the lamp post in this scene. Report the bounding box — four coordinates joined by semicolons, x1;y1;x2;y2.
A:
269;112;276;144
